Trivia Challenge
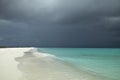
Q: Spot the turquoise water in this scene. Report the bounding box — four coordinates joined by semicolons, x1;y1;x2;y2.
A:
38;48;120;80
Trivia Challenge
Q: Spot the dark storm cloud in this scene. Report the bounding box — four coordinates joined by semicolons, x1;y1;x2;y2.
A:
0;0;120;23
105;16;120;37
0;19;30;45
0;0;120;47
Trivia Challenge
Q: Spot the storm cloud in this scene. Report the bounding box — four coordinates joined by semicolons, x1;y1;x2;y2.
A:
0;0;120;47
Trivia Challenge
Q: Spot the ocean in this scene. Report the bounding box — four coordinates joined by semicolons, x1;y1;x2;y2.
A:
38;48;120;80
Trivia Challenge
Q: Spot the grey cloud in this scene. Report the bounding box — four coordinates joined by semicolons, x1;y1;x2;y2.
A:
0;37;3;41
0;19;30;46
0;0;120;47
0;0;120;23
103;16;120;37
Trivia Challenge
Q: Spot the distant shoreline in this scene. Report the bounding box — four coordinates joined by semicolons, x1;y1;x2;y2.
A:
0;46;120;48
0;46;33;48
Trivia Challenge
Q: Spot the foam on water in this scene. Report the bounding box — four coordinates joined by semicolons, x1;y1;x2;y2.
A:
15;48;114;80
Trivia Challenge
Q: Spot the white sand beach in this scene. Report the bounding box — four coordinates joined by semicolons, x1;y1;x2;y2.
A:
0;48;33;80
0;48;113;80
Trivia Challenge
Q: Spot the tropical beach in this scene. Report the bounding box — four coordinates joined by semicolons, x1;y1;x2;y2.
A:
0;48;119;80
0;0;120;80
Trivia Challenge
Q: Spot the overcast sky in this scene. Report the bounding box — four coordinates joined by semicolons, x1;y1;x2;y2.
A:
0;0;120;47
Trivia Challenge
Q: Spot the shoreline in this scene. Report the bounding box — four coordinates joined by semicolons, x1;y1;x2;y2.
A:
0;48;114;80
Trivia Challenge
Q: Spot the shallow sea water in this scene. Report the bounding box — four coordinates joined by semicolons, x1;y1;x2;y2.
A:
38;48;120;80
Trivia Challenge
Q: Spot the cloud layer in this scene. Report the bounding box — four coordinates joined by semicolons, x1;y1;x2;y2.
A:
0;0;120;47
